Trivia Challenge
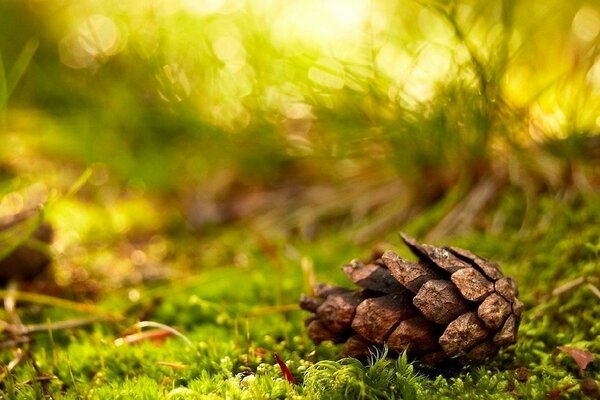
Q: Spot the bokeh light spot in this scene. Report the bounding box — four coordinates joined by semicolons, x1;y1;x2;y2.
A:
212;36;246;72
282;102;313;120
572;5;600;42
328;0;370;26
270;0;369;54
156;64;192;103
182;0;225;16
78;14;121;58
587;57;600;93
59;14;122;69
0;192;24;216
128;289;141;302
130;249;147;266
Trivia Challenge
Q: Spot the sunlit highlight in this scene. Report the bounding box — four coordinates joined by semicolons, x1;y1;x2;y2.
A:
269;0;371;54
156;64;191;103
46;0;600;134
182;0;226;15
572;5;600;42
60;14;122;69
212;36;246;72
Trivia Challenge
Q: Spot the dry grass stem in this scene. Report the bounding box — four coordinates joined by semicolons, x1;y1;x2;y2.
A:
116;321;193;348
0;348;25;381
0;289;121;319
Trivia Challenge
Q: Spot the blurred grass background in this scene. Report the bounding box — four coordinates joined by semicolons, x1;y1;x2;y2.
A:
2;0;599;220
1;0;599;286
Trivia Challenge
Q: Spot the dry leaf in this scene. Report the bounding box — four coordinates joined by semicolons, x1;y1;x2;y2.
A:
558;346;594;371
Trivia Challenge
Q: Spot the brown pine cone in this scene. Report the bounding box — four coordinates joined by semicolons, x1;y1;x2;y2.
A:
300;233;523;365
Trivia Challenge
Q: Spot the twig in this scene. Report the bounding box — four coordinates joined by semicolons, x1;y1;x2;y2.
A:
0;337;30;349
116;321;193;348
586;283;600;300
530;276;598;319
16;316;109;335
26;350;54;397
18;374;57;386
114;329;175;346
0;348;25;381
4;281;25;331
552;276;586;297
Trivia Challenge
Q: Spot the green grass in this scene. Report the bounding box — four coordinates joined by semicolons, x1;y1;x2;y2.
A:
1;192;599;399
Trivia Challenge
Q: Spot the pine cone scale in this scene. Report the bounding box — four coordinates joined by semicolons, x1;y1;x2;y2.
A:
412;280;470;324
351;293;416;344
450;268;494;302
316;291;365;333
438;311;490;356
299;295;323;312
494;277;518;301
383;251;441;293
493;314;518;346
306;319;337;343
400;233;471;274
343;260;406;294
466;340;499;362
300;234;522;364
387;317;439;353
447;246;504;281
478;293;512;329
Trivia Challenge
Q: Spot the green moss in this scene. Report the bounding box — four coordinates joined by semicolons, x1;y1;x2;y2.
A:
1;194;599;399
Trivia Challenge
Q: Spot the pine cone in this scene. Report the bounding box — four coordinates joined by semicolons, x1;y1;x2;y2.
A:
300;233;523;365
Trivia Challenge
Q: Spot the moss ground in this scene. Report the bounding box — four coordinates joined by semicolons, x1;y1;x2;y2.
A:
1;191;599;399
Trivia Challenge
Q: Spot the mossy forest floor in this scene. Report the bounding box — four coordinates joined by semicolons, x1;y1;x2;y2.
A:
2;1;600;397
2;184;599;399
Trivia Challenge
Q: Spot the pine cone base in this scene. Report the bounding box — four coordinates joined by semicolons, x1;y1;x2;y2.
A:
300;234;522;365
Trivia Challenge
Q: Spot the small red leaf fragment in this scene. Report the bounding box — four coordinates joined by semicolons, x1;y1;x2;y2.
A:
274;353;297;385
558;346;594;371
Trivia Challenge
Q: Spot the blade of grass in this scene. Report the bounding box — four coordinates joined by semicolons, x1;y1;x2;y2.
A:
6;38;39;99
0;51;6;126
63;167;93;199
4;282;24;331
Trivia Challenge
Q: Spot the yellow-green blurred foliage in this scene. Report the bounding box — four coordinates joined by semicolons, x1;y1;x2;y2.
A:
1;0;599;194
